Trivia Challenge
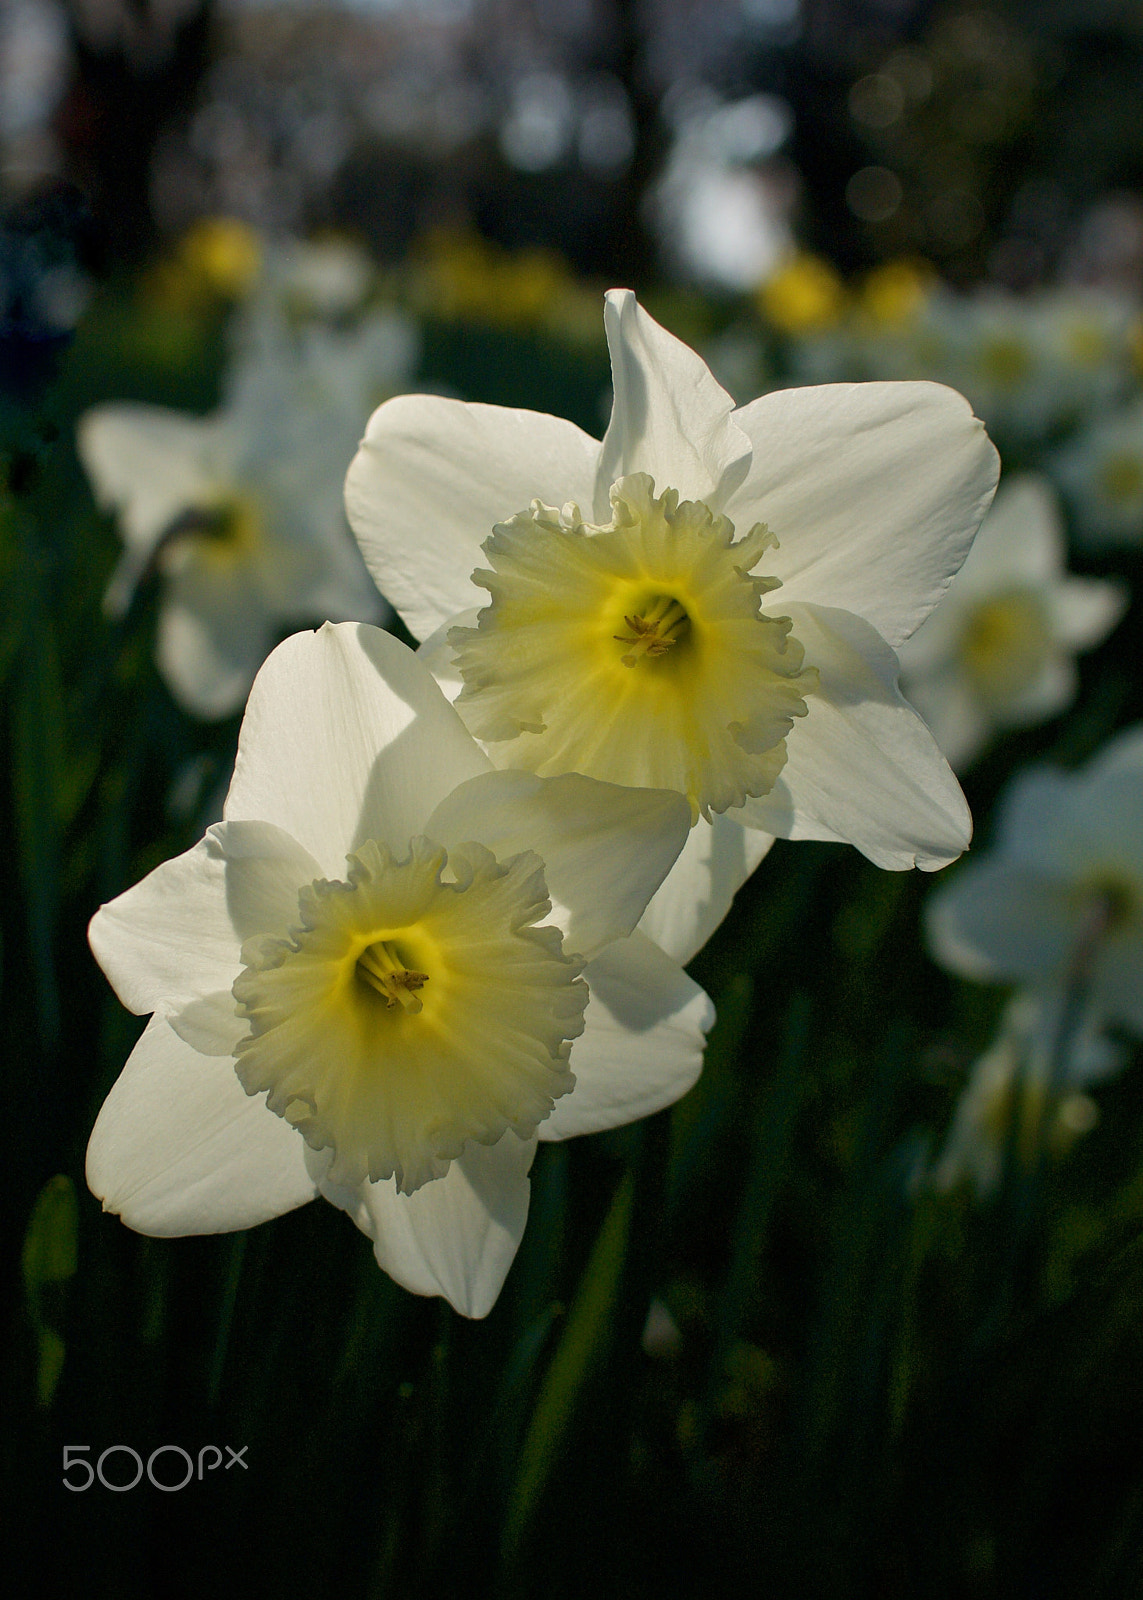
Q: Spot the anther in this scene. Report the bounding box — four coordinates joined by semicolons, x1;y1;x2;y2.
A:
357;941;429;1013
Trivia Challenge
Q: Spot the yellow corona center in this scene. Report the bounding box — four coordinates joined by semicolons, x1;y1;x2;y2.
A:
355;939;429;1012
1099;452;1143;507
448;472;817;821
159;497;264;579
232;836;586;1193
960;591;1050;705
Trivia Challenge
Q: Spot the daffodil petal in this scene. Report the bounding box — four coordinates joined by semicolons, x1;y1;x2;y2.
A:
540;932;714;1140
157;595;275;720
596;289;752;517
726;381;999;647
423;769;691;957
79;403;229;557
328;1134;535;1318
638;814;775;966
346;394;600;641
740;602;972;870
225;623;490;876
86;1014;321;1235
1048;577;1127;650
901;665;991;772
89;820;320;1016
925;862;1086;984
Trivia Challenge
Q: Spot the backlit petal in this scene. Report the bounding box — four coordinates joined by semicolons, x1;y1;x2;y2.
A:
423;769;691;957
346;394;600;641
329;1134;535;1318
597;289;752;518
727;382;999;646
541;932;714;1139
225;623;490;875
638;813;775;966
87;1014;321;1235
740;602;972;870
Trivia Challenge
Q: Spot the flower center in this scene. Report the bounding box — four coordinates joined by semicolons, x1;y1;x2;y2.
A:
158;496;263;577
232;836;586;1193
447;472;816;821
960;590;1050;704
614;594;690;665
355;939;429;1012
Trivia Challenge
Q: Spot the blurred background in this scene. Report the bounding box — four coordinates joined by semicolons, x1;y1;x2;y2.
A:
6;2;1143;1595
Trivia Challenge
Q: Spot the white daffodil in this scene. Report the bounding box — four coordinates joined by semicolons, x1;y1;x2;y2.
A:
927;727;1143;1035
1053;396;1143;550
345;289;998;964
79;303;418;719
931;989;1118;1199
87;623;709;1318
897;475;1126;770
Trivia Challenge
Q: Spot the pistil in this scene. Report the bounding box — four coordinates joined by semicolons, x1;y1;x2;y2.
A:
357;940;429;1012
615;595;689;665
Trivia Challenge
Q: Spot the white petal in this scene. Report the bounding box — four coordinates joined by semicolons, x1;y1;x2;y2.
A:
423;769;691;958
726;381;999;646
956;475;1063;589
541;932;714;1140
89;819;319;1016
416;607;478;704
638;814;775;965
224;623;490;876
328;1134;535;1317
87;1014;320;1235
596;289;752;517
1047;577;1127;650
79;403;229;557
156;595;274;720
902;666;992;773
345;394;600;641
1089;726;1143;782
740;602;972;870
925;861;1087;984
996;653;1075;727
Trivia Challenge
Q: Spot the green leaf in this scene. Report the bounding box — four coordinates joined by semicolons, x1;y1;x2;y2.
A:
501;1168;635;1562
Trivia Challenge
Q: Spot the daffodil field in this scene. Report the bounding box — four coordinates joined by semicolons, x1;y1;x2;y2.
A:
7;8;1143;1595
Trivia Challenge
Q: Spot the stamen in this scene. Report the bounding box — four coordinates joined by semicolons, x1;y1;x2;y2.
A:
356;939;429;1013
614;596;689;665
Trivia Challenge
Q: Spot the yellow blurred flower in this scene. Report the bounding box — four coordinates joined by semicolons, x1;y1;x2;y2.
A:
859;258;934;327
411;229;579;330
756;253;845;333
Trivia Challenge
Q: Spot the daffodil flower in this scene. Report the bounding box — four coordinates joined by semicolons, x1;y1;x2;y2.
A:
930;990;1118;1199
1053;396;1143;550
345;290;999;962
87;623;708;1317
79;306;417;719
897;475;1126;770
927;728;1143;1035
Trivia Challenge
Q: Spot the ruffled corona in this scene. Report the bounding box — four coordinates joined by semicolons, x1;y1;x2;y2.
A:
232;836;586;1194
448;473;817;820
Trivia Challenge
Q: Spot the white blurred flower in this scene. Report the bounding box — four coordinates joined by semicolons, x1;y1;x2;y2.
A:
346;289;998;965
87;623;708;1318
268;235;375;319
898;475;1126;769
791;283;1139;445
932;989;1119;1199
1053;396;1143;549
927;727;1143;1034
79;303;418;719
